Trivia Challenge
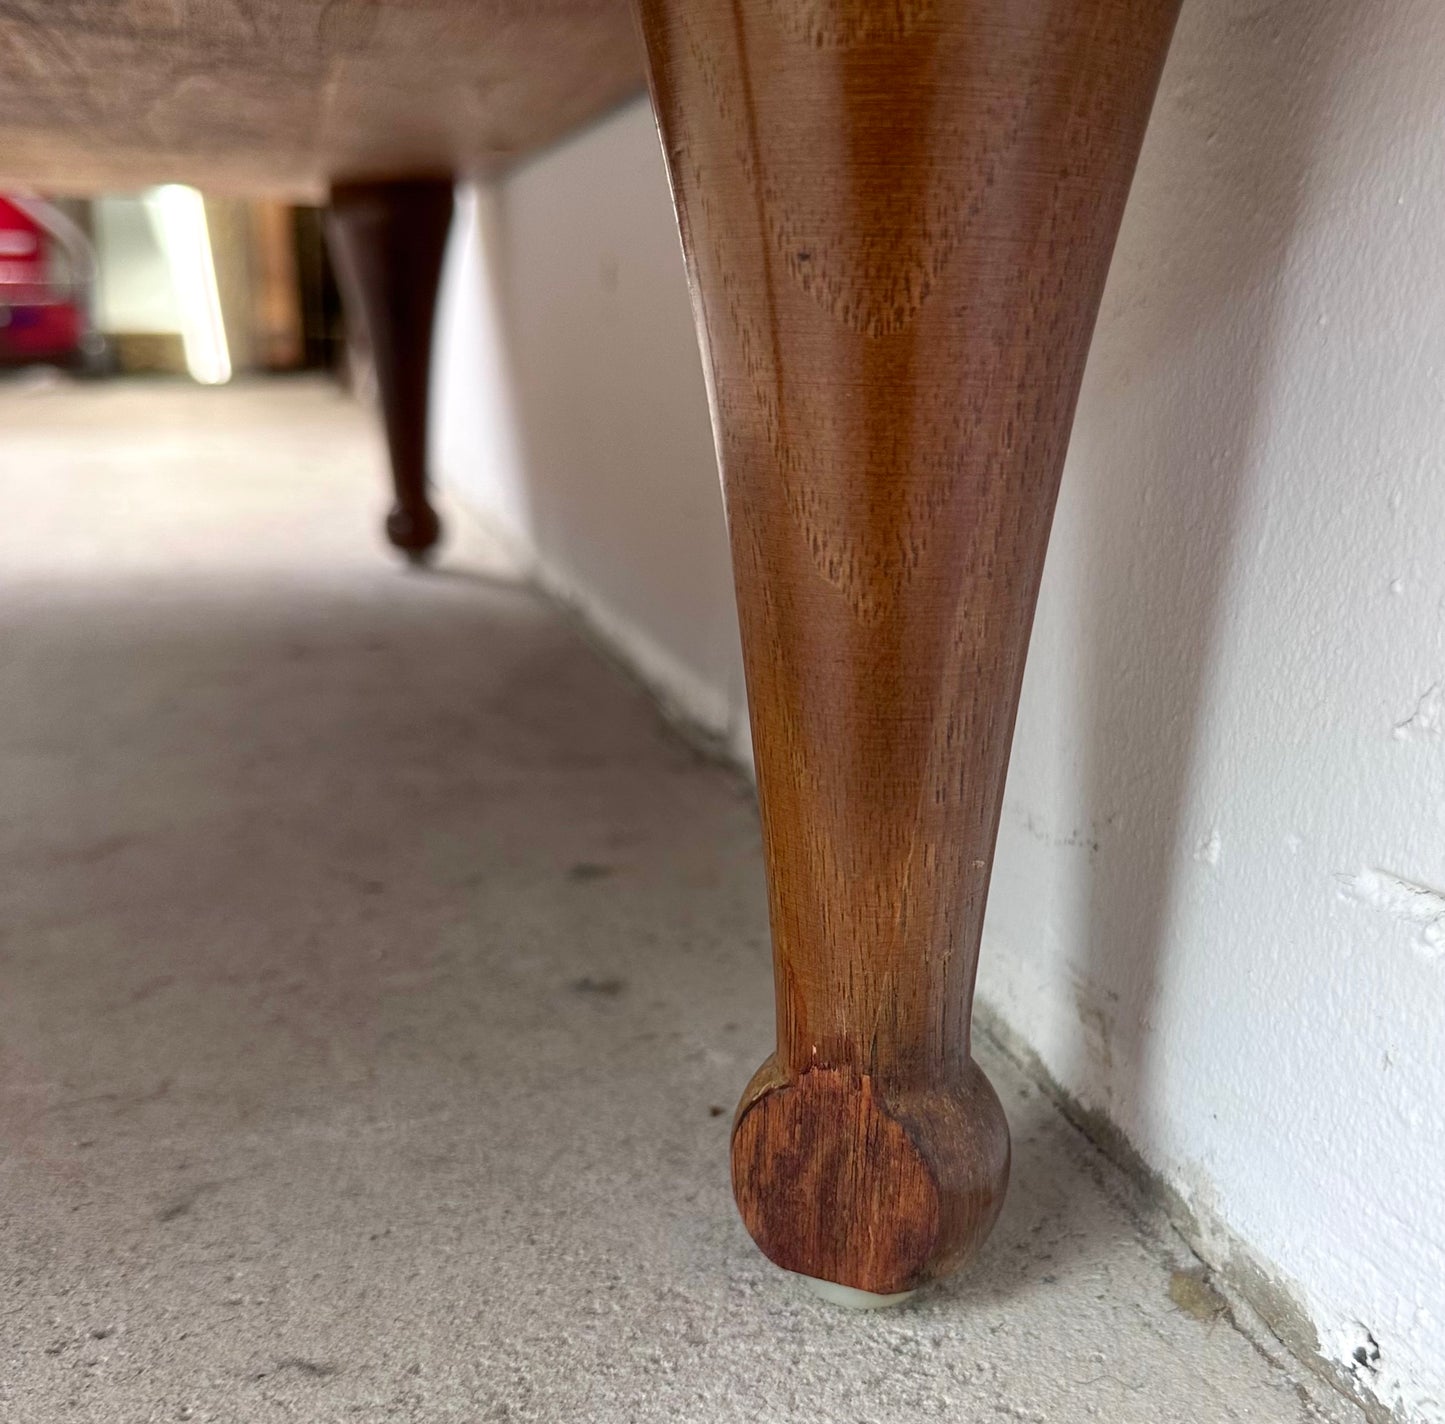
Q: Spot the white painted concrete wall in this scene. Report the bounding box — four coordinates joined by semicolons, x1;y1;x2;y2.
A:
434;5;1445;1415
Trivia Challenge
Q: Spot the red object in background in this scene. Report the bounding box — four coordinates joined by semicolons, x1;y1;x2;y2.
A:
0;194;86;364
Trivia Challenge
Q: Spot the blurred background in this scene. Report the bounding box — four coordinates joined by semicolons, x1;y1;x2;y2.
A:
0;188;341;385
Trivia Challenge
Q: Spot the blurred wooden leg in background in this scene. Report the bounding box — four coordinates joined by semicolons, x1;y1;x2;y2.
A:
325;177;453;562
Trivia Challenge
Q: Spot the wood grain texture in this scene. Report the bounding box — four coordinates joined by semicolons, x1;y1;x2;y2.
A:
635;0;1180;1293
326;177;452;559
0;2;642;198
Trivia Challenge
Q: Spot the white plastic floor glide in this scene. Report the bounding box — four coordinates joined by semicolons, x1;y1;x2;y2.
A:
794;1274;917;1310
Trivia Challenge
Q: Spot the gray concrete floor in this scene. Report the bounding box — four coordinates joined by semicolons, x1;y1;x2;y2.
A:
0;377;1358;1423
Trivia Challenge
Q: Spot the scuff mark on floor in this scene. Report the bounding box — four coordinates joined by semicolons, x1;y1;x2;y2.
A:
1169;1266;1229;1324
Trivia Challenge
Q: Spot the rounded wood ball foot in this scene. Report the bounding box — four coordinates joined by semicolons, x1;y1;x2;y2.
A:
385;501;441;561
731;1060;1010;1298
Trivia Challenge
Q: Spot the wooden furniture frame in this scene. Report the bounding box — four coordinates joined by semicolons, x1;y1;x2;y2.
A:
0;0;1179;1299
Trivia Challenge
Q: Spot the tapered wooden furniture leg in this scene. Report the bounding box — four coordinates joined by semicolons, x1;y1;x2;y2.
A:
634;0;1180;1296
325;177;453;561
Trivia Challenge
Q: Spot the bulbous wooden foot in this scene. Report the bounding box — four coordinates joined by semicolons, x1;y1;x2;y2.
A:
634;0;1181;1293
325;176;453;563
733;1061;1009;1296
385;501;442;563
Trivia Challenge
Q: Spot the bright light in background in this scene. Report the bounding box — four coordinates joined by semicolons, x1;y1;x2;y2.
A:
145;184;231;385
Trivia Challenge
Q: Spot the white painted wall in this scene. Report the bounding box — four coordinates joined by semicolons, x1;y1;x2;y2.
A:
93;196;181;335
434;113;748;762
434;5;1445;1416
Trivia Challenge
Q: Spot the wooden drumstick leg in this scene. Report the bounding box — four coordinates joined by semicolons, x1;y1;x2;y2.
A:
326;177;453;561
634;0;1180;1295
